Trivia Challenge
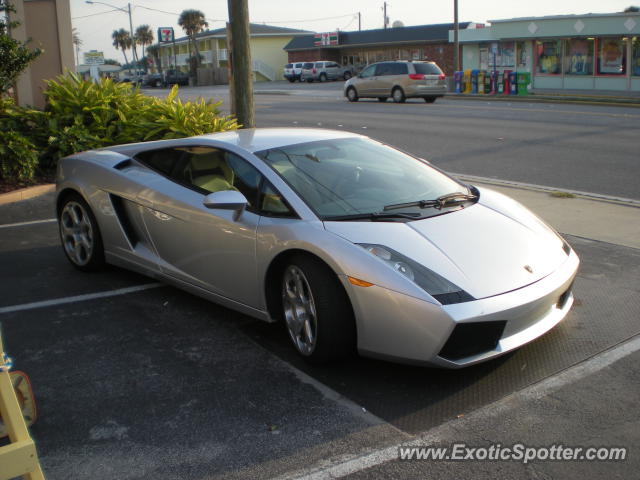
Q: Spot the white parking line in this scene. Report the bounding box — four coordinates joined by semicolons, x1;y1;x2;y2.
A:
276;334;640;480
0;283;164;314
0;218;57;229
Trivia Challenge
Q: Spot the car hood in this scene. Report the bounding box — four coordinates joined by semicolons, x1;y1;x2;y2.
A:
324;187;568;299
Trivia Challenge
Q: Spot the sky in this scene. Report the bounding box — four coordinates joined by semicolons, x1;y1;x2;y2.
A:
70;0;637;63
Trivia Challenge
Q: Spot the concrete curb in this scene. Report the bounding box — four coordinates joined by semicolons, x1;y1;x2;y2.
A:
444;92;640;107
0;184;55;206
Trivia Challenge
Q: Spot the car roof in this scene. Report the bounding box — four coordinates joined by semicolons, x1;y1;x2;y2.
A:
197;128;363;153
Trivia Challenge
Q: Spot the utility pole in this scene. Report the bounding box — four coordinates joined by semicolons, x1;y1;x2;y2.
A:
127;3;139;72
454;0;460;72
227;0;255;128
383;2;388;29
358;12;361;31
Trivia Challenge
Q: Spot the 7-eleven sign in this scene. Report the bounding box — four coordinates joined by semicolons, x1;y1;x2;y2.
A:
314;32;339;47
158;27;174;43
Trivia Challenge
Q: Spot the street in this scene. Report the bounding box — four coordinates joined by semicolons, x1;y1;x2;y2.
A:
1;85;639;479
161;81;640;200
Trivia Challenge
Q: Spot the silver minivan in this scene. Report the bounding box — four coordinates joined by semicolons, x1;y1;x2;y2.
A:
344;61;447;103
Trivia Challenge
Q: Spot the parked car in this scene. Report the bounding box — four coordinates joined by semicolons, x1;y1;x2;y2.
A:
301;61;352;82
344;60;447;103
284;62;304;82
142;73;163;88
56;128;578;367
163;69;189;86
118;73;143;85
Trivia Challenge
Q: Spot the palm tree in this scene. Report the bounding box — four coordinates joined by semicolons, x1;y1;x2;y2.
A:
178;9;208;76
135;24;154;70
112;28;132;71
72;27;82;66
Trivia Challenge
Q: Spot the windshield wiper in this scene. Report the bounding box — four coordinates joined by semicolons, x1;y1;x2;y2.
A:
324;212;423;221
383;192;477;212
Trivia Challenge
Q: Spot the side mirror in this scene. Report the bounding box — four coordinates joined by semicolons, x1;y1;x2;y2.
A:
202;190;248;220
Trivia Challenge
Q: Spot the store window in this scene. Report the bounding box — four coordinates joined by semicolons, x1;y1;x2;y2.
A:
633;37;640;76
516;41;529;70
536;40;562;74
564;38;594;75
499;42;515;67
597;37;627;75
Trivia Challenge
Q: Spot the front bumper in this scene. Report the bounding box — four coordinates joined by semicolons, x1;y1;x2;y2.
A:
343;250;579;367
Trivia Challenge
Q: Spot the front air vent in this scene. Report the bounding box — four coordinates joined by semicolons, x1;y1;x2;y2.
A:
439;320;507;360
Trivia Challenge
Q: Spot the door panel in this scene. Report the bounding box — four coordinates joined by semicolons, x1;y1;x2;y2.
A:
140;178;260;308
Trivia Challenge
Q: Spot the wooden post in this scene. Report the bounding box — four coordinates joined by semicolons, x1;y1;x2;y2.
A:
227;0;255;128
226;22;235;116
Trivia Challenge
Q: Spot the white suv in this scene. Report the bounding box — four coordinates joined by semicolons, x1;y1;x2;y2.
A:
284;62;304;82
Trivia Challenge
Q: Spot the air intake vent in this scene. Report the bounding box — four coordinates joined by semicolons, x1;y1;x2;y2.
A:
114;159;133;170
439;320;506;360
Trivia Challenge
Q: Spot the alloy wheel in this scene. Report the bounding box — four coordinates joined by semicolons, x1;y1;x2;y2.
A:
282;265;318;356
60;201;95;267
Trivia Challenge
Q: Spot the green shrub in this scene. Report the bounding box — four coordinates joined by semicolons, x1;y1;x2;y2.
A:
0;129;39;182
1;74;238;182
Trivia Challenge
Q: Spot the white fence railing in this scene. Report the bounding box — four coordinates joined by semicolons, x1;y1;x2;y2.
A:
252;59;276;81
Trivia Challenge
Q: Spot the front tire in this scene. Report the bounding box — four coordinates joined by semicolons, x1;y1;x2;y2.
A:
319;73;328;82
281;256;356;363
58;193;105;271
346;87;359;102
392;87;406;103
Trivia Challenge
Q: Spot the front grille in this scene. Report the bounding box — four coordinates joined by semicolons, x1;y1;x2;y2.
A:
439;320;507;361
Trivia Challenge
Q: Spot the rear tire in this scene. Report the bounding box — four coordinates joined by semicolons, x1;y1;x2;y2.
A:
424;96;437;103
281;255;356;363
319;73;327;82
392;87;406;103
58;193;105;271
343;71;352;80
346;87;359;102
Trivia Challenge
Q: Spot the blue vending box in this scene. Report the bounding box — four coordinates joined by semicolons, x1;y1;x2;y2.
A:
454;71;462;93
471;69;479;94
509;71;517;95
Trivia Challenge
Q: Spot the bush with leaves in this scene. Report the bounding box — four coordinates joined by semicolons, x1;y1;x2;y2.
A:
1;74;238;183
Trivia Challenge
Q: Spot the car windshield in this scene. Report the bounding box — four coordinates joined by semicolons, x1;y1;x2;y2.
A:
255;137;467;220
413;63;443;75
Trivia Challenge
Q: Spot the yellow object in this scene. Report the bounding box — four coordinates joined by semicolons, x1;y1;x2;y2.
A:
463;70;473;94
348;276;374;287
0;333;44;480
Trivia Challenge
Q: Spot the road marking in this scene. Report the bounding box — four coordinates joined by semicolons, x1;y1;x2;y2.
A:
275;334;640;480
0;218;57;229
434;101;640;118
0;283;164;314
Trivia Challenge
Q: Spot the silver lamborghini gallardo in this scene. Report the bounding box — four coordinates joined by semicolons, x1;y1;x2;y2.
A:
56;128;579;367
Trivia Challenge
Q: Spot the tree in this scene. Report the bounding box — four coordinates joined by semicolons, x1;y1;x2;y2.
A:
178;9;208;77
0;0;42;96
104;58;120;66
72;27;82;66
111;28;132;70
624;6;639;12
135;24;153;70
146;44;162;74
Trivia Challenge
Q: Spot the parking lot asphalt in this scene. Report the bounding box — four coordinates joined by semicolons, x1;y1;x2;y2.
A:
1;179;639;478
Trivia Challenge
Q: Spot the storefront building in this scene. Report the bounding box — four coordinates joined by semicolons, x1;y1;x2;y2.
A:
284;23;475;75
452;12;640;92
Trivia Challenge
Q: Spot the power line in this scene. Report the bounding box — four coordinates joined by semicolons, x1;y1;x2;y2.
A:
258;13;358;24
72;8;121;20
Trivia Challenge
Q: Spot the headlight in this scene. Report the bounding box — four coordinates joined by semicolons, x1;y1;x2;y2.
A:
359;244;474;305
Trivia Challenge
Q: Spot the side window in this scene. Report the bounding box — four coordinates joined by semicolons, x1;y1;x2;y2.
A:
375;63;390;76
360;64;376;78
259;180;295;217
135;148;185;177
315;62;323;68
389;63;408;75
